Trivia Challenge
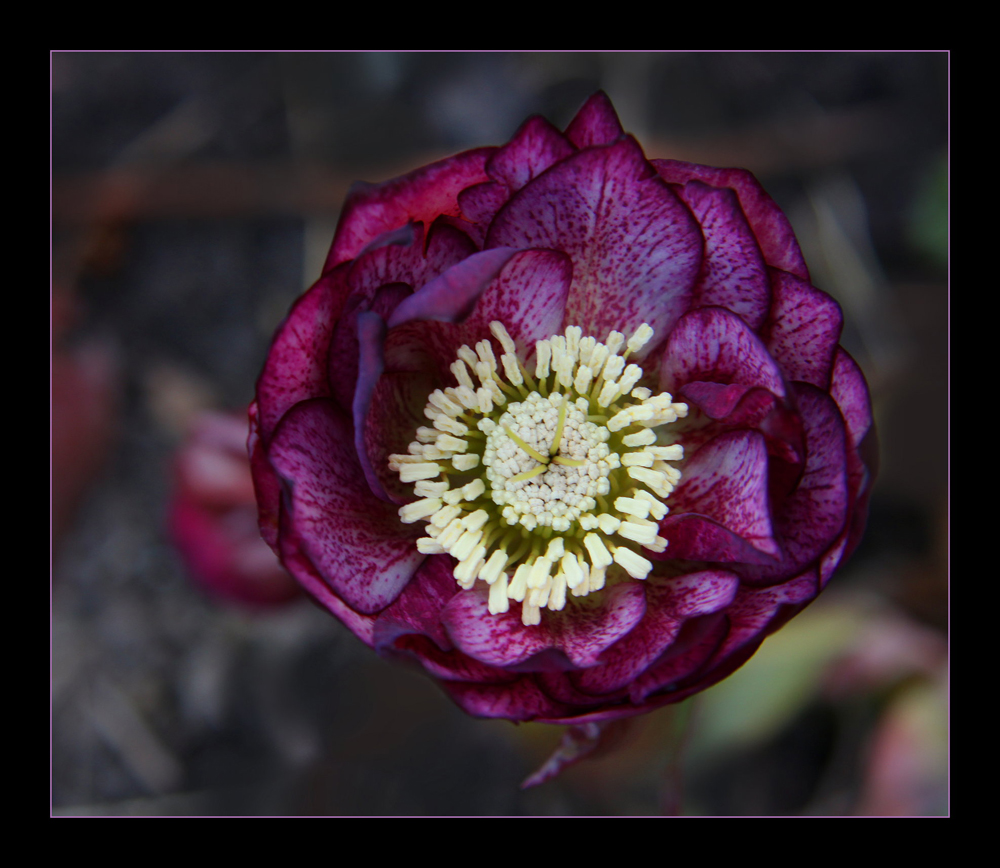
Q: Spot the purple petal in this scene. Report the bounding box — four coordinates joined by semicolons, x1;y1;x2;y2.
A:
256;268;347;440
660;307;786;399
652;158;810;280
487;115;576;192
669;430;780;558
248;401;281;549
386;247;520;328
351;310;394;502
677;180;770;330
276;505;376;646
657;514;781;566
741;385;849;584
762;269;843;389
442;675;572;722
571;571;739;695
830;347;873;450
372;554;460;653
327;222;475;411
487;137;702;346
326;147;493;269
381;248;572;384
458;180;509;225
565;91;625;148
268;398;422;614
442;582;646;670
628;611;729;702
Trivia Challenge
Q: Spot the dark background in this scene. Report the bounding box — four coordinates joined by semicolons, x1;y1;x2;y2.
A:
51;51;948;816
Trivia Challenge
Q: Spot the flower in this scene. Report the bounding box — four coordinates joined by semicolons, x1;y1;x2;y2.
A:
249;93;876;726
171;411;301;607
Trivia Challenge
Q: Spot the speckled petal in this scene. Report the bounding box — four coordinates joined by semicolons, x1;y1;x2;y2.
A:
564;91;625;148
387;247;519;328
669;430;779;557
326;147;493;269
762;268;843;389
383;249;573;381
628;612;729;703
275;504;376;646
742;385;849;584
442;582;646;670
487;115;576;192
458;180;509;225
652;158;810;280
372;554;460;653
442;675;573;721
660;306;786;398
678;180;770;330
268;398;423;614
830;347;873;449
487;137;702;346
658;513;781;566
256;268;346;440
571;571;739;695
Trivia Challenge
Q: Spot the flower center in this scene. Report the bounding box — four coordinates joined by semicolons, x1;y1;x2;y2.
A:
390;321;688;626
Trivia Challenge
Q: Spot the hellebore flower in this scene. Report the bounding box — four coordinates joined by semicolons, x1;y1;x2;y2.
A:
250;93;875;726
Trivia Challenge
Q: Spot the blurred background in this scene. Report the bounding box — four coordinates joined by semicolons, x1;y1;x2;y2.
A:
51;51;948;816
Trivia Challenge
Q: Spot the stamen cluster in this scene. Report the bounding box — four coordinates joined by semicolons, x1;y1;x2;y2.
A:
390;321;688;626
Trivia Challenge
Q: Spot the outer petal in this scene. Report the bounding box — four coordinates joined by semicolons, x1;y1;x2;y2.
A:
372;554;460;653
486;115;576;192
830;347;873;450
564;91;625;148
762;268;843;389
276;505;376;646
487;137;702;346
256;268;345;441
442;582;646;670
652;158;810;280
326;147;493;269
268;398;422;614
660;306;786;399
677;180;770;330
248;401;282;548
741;385;849;585
442;675;573;722
570;571;739;695
669;430;780;558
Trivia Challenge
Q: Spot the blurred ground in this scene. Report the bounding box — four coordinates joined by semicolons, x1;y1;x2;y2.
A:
51;51;948;816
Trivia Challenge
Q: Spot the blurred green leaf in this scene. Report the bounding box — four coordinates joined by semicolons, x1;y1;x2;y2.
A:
687;602;862;760
908;153;948;269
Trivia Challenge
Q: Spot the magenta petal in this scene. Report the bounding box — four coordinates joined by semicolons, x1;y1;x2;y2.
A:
387;247;519;328
443;582;646;670
443;674;572;721
572;572;739;695
564;91;625;148
382;248;573;382
488;137;702;346
678;180;770;330
256;269;345;440
652;158;810;280
660;307;786;398
458;180;509;225
268;398;422;614
762;269;843;389
487;115;576;192
248;401;281;548
628;612;729;702
351;310;395;502
658;513;780;566
742;385;849;584
670;431;779;558
326;147;493;269
830;347;873;449
276;506;376;646
372;554;459;653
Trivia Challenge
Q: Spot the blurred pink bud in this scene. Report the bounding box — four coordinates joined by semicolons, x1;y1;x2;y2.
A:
170;411;301;608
